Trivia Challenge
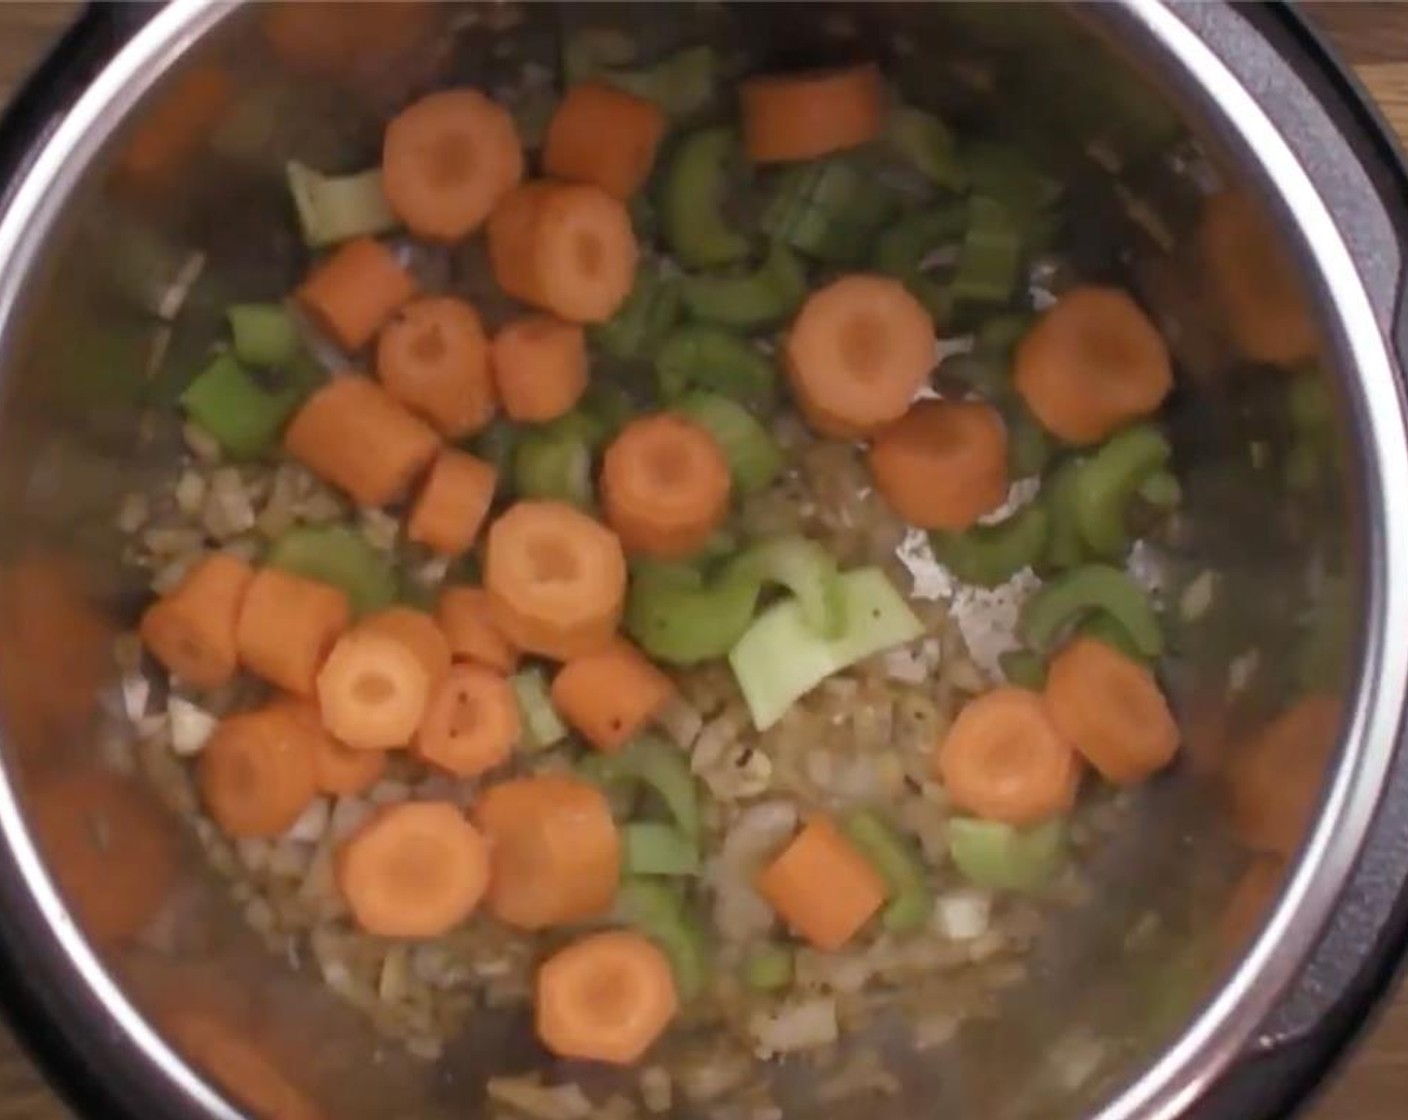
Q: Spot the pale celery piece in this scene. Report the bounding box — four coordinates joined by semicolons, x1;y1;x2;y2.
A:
622;821;701;877
948;816;1067;892
511;668;566;750
286;162;398;248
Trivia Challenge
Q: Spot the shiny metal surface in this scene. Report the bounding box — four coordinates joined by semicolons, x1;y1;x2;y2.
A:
0;2;1402;1118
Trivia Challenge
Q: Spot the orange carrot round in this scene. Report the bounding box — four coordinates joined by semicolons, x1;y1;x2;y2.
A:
600;413;732;559
377;296;495;438
167;1011;323;1120
283;376;441;508
414;664;520;777
536;930;678;1065
316;625;432;750
544;83;667;199
1014;286;1173;446
551;638;676;754
437;586;520;674
741;64;884;164
756;817;887;950
785;274;935;438
1043;637;1180;786
407;448;498;557
360;605;452;690
487;180;638;323
867;399;1009;530
139;553;253;689
336;801;489;937
198;703;320;838
296;237;418;352
484;500;627;660
934;686;1081;825
382;88;524;241
236;567;351;697
273;697;386;797
473;775;620;929
491;315;589;423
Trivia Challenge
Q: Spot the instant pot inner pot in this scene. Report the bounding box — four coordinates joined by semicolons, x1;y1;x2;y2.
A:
0;3;1360;1119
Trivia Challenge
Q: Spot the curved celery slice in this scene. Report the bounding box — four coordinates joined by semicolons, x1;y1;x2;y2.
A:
227;304;298;369
662;128;752;269
180;352;306;460
512;427;594;508
581;735;699;841
728;568;923;730
266;524;395;618
886;105;962;190
1072;424;1172;558
511;668;566;751
742;942;794;991
1020;562;1163;659
842;810;932;933
734;536;843;637
678;240;807;330
614;877;709;1001
285;162;397;248
622;821;701;877
655;325;777;412
947;816;1067;892
673;392;782;496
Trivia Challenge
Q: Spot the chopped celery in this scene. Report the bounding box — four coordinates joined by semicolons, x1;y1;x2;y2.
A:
729;568;923;730
655;326;777;412
615;877;709;1001
662;128;752;269
930;503;1049;589
734;535;844;638
1020;563;1163;658
999;649;1047;690
678;240;808;330
742;942;794;991
763;155;901;265
1072;425;1172;558
607;45;719;119
589;262;681;361
266;524;396;617
873;204;968;277
1041;457;1088;572
948;816;1067;892
512;427;594;508
179;352;305;460
285;162;398;248
1006;408;1053;479
842;810;932;934
511;668;566;750
1138;470;1182;511
951;195;1023;306
227;304;298;369
582;735;700;841
673;392;782;495
622;821;701;877
886;105;962;190
961;142;1063;226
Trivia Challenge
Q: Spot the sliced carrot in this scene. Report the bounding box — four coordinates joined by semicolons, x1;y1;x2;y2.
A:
1043;637;1180;786
414;664;520;777
1014;286;1173;446
272;697;386;797
600;413;732;559
198;703;320;839
741;64;884;164
487;180;638;323
868;399;1009;531
437;586;520;674
360;606;451;690
551;638;676;754
1200;190;1317;368
544;83;667;200
140;553;253;689
484;500;627;660
383;88;524;242
491;315;589;423
536;930;678;1065
167;1010;324;1120
336;801;489;937
236;567;350;697
296;237;417;352
283;376;441;507
785;274;936;438
117;64;234;185
934;686;1082;825
377;296;495;438
406;448;498;557
756;817;887;950
31;769;177;945
473;775;620;929
315;625;432;750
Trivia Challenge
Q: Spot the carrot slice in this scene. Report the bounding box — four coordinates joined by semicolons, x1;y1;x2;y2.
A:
296;236;417;352
382;88;524;242
473;775;620;929
1200;190;1317;367
550;638;676;754
934;687;1081;825
273;697;386;797
1014;286;1173;447
377;296;495;438
867;399;1009;531
600;413;732;559
536;930;678;1065
484;500;627;660
117;64;234;186
406;448;498;557
414;664;521;777
756;817;887;950
236;567;350;697
785;274;935;437
315;625;432;750
139;553;253;689
488;180;638;323
544;83;667;200
491;315;589;423
360;606;451;690
437;586;520;674
336;801;489;937
283;376;441;508
741;64;883;164
167;1011;324;1120
1043;637;1180;786
30;769;177;945
198;703;320;838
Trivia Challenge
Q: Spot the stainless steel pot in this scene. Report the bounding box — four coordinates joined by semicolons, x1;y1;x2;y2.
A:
0;2;1407;1118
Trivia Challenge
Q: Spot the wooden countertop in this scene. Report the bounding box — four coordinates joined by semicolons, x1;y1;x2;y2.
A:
0;2;1407;1117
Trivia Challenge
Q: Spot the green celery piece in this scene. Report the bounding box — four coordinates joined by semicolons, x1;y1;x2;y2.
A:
285;162;398;248
1072;425;1172;558
930;503;1050;589
655;325;777;412
728;567;923;730
606;45;719;119
511;668;566;750
678;240;808;330
266;524;396;618
180;352;305;460
673;391;783;495
998;649;1047;690
583;735;700;841
763;155;900;265
512;428;594;508
622;821;701;876
741;943;794;991
951;194;1023;306
1020;562;1164;659
886;105;963;189
961;142;1063;226
842;810;932;934
735;535;844;637
589;261;681;361
615;877;709;1001
662;128;753;269
947;816;1067;892
1137;470;1182;511
1041;457;1088;572
873;204;968;276
227;304;299;369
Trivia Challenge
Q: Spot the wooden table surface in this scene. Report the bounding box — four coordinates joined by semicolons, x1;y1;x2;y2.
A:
1;1;1408;1117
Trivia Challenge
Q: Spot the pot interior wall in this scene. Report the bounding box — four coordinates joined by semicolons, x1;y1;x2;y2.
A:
0;3;1359;1118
